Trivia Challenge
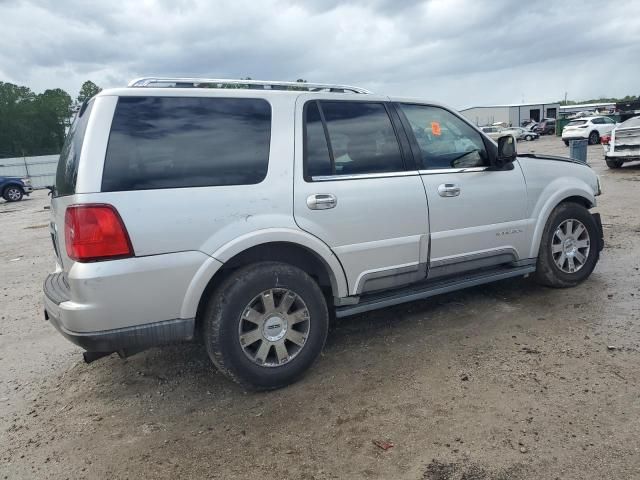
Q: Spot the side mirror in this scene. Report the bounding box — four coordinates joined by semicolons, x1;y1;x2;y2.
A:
494;134;517;168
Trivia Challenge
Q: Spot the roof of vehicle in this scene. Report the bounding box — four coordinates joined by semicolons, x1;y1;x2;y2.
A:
96;78;451;108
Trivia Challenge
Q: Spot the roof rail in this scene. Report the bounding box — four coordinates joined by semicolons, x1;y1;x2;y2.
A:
127;77;371;94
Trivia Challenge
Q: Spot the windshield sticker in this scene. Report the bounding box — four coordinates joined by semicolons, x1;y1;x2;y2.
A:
431;121;441;136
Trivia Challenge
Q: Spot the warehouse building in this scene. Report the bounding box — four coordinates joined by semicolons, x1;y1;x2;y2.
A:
460;102;561;127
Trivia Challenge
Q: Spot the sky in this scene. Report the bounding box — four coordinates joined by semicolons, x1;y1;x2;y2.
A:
1;0;639;109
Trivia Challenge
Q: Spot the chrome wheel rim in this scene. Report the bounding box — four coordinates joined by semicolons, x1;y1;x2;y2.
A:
238;288;310;367
6;188;20;200
552;219;590;273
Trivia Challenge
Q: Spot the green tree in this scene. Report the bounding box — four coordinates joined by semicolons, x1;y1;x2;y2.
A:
0;82;72;158
77;80;101;104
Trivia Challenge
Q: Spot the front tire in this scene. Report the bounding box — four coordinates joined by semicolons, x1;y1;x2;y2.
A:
534;202;599;288
3;186;23;202
588;131;600;145
605;157;623;169
525;135;533;141
202;262;329;390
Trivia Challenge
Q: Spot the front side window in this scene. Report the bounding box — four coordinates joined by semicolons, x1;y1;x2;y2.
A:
399;104;488;170
102;96;271;192
304;101;404;178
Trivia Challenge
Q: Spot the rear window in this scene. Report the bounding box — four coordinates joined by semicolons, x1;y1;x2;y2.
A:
102;97;271;192
567;120;587;127
54;100;94;197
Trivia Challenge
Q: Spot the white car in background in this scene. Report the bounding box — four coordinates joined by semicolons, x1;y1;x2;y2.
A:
602;115;640;169
562;116;617;146
501;127;539;141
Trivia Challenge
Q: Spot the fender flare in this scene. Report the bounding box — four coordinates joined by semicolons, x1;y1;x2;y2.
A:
180;228;349;319
528;184;596;258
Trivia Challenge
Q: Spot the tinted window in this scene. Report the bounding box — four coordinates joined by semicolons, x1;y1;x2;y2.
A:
54;100;94;197
304;102;332;178
567;120;587;126
307;101;404;177
400;104;488;170
591;118;603;125
603;117;616;124
102;97;271;192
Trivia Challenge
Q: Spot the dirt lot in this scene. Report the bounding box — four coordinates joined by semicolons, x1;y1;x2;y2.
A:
1;136;639;479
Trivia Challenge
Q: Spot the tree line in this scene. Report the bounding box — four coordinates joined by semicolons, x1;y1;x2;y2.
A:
0;80;101;159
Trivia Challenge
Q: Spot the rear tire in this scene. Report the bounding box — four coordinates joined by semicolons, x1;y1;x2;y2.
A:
588;131;599;145
3;186;23;202
202;262;329;390
605;158;623;169
534;202;599;288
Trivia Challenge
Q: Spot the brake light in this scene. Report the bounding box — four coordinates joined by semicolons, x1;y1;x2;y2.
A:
601;134;611;145
65;204;133;262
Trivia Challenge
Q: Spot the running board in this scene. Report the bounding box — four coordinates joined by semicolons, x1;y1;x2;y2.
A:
335;265;536;318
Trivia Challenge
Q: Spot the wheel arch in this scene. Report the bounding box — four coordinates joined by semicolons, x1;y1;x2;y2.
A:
529;188;595;258
183;229;349;334
2;182;24;195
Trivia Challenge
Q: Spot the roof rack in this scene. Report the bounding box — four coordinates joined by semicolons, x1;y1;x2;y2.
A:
127;77;371;94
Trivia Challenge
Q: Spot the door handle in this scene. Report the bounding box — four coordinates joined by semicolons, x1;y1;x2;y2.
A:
437;183;461;197
307;194;337;210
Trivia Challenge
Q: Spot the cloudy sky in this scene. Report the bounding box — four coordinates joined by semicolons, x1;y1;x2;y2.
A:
1;0;639;108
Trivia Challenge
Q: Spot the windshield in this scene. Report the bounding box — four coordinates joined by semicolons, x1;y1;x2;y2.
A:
619;116;640;129
567;120;587;127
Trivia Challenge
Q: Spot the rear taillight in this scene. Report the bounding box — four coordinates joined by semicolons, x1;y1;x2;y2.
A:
65;204;133;262
601;135;611;144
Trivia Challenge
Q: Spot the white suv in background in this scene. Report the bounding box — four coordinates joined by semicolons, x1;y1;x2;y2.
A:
44;77;604;390
562;116;617;146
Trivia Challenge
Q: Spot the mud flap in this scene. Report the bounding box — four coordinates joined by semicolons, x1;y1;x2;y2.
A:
592;213;604;252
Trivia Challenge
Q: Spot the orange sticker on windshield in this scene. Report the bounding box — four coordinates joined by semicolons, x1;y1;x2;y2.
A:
431;122;441;136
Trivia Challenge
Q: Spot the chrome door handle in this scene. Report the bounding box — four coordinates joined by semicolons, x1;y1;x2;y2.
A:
437;183;460;197
307;194;337;210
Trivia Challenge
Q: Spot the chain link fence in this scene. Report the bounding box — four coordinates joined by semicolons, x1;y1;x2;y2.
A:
0;155;59;189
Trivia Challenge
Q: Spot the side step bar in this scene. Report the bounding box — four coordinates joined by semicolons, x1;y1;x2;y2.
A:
335;265;536;318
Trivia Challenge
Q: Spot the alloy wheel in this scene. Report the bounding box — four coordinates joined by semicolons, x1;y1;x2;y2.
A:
238;288;311;367
551;219;591;273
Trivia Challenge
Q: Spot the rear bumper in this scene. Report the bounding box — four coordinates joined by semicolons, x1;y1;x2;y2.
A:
43;272;195;353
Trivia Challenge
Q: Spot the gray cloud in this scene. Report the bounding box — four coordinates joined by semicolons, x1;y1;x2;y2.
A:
2;0;639;108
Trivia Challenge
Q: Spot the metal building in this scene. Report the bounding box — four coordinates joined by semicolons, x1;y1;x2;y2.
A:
460;102;561;127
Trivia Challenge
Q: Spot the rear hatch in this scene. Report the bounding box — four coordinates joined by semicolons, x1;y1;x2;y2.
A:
563;120;587;135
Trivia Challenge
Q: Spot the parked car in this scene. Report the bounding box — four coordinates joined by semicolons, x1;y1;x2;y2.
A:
562;116;617;146
534;119;556;135
44;77;604;390
480;125;504;140
501;127;539;141
0;176;33;202
601;115;640;168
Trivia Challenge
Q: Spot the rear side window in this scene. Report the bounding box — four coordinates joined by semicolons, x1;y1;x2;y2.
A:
102;97;271;192
304;101;404;178
54;100;94;197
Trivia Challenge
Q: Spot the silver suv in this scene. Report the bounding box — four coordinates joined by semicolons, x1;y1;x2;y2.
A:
44;77;604;389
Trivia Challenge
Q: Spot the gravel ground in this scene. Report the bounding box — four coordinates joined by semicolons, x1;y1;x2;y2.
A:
1;135;639;479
